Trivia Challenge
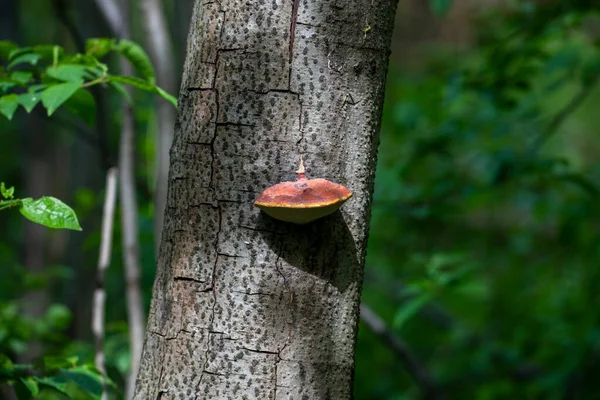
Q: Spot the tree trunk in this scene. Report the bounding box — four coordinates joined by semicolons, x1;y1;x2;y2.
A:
139;0;178;252
134;0;397;398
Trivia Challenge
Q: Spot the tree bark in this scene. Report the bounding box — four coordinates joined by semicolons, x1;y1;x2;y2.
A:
134;0;397;398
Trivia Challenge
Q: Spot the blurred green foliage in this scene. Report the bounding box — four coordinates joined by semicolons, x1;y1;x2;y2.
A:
356;2;600;399
2;0;600;399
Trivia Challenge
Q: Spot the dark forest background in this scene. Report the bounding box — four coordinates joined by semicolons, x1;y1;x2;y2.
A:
2;0;600;399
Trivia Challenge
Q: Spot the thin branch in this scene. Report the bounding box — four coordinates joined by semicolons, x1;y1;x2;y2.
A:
139;0;178;253
95;1;145;398
92;167;118;400
533;76;600;151
360;304;443;400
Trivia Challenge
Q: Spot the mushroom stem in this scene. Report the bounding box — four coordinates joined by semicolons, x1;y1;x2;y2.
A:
295;156;306;179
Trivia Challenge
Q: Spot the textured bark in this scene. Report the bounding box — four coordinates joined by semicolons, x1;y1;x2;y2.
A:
134;0;397;398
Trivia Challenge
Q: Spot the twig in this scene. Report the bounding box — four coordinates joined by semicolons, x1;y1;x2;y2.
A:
92;167;118;400
533;77;600;151
360;304;443;400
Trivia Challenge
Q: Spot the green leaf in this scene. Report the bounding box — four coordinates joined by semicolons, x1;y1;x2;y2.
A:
0;94;19;120
44;356;78;371
0;40;18;60
46;64;90;82
10;70;32;85
7;53;41;69
18;92;42;113
108;76;177;106
108;80;133;104
393;292;434;330
29;84;48;93
115;39;155;82
109;75;154;91
61;367;103;399
8;46;31;61
156;86;178;107
20;377;40;396
1;182;15;199
62;89;97;127
429;0;453;16
19;196;82;231
0;81;16;94
85;38;115;58
34;376;69;394
33;45;63;61
40;80;83;116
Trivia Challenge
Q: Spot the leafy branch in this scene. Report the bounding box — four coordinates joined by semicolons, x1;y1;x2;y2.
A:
0;183;81;231
0;38;177;123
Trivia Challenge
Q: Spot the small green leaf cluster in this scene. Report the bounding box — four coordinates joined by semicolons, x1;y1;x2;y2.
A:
1;354;121;399
0;183;82;231
0;38;176;123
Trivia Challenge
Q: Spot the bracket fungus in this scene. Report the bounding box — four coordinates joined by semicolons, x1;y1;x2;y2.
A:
254;159;352;224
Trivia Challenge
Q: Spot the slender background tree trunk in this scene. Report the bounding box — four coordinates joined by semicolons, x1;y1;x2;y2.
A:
134;0;398;397
139;0;178;252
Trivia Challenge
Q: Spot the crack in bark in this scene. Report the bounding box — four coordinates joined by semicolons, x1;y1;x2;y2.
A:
195;204;223;398
289;0;300;64
174;276;208;284
240;346;278;355
216;252;243;258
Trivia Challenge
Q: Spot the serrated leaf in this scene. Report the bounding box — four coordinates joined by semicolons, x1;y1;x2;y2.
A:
1;182;15;199
86;38;115;58
7;53;41;69
115;39;155;82
0;40;18;60
20;377;40;396
156;86;178;107
0;94;19;120
10;70;32;85
62;88;96;127
46;64;90;82
429;0;453;16
40;80;83;116
18;92;42;113
20;196;82;231
393;292;434;330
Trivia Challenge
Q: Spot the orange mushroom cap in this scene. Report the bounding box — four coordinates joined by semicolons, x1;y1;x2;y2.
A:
254;159;352;224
